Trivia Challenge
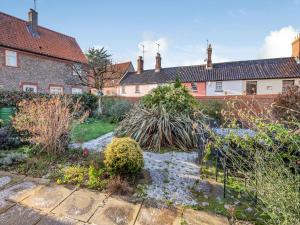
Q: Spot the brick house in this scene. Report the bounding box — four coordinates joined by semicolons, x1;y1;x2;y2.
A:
102;62;134;96
0;9;88;94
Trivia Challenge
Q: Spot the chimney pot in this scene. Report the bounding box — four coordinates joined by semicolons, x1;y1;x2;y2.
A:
292;34;300;59
27;8;39;36
155;53;162;72
137;56;144;74
206;44;213;69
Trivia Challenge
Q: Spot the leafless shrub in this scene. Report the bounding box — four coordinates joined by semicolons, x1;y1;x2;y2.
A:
13;96;85;155
106;176;133;195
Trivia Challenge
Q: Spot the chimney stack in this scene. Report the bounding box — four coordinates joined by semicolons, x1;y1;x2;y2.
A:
155;53;162;72
292;34;300;59
137;56;144;74
206;44;213;69
27;9;39;36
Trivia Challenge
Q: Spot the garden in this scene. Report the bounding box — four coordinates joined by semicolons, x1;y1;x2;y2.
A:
0;83;299;225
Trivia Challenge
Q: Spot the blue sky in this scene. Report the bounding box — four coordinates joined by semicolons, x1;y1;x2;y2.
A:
1;0;300;69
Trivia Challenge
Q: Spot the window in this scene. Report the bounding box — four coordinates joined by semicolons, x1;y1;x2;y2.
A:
135;85;140;93
215;81;223;92
5;50;17;67
191;82;198;92
282;80;294;92
73;64;82;76
121;86;126;94
23;84;37;93
71;88;83;94
246;81;257;95
50;86;63;94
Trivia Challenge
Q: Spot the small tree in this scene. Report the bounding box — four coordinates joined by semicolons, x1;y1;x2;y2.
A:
72;47;120;115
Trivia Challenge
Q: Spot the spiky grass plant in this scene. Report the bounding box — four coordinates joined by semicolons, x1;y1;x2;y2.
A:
116;106;205;151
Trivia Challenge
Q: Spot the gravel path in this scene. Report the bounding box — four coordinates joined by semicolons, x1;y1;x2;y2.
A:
69;132;114;152
143;151;203;206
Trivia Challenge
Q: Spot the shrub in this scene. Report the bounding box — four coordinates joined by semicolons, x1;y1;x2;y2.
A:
108;100;132;122
272;85;300;121
116;106;204;151
13;96;83;155
57;166;87;186
106;175;133;195
0;91;97;116
198;100;224;122
210;99;300;225
87;165;107;189
104;137;144;176
0;124;20;149
0;152;27;166
140;81;198;115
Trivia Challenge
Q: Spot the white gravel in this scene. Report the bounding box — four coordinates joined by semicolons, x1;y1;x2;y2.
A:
70;133;208;206
69;132;114;152
143;151;203;206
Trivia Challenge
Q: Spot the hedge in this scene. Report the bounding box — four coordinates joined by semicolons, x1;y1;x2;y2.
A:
0;91;98;113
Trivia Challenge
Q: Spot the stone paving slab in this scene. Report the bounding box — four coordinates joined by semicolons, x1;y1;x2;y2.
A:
21;184;74;213
135;200;180;225
0;181;37;213
37;213;85;225
0;204;42;225
181;208;229;225
0;172;25;191
89;196;141;225
52;189;107;222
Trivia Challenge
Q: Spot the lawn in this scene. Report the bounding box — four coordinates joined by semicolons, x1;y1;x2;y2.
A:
71;118;116;143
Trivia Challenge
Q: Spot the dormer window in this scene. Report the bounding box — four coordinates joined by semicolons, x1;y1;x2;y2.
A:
5;50;17;67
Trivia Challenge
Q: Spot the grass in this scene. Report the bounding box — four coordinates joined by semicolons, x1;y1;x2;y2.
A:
71;118;116;143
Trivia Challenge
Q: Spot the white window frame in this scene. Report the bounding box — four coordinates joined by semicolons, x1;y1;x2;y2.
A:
50;86;63;95
71;87;83;94
5;50;17;67
23;84;37;93
191;82;198;92
215;81;223;92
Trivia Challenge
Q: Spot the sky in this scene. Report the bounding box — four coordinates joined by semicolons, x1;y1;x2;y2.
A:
1;0;300;69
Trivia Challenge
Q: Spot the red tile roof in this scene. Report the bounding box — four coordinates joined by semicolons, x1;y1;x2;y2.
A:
0;11;87;63
104;62;133;87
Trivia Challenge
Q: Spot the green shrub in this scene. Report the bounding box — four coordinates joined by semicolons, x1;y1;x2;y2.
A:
198;100;224;122
108;100;132;122
0;91;97;115
0;124;21;150
57;166;87;186
116;106;204;151
87;165;107;189
140;81;198;115
104;137;144;176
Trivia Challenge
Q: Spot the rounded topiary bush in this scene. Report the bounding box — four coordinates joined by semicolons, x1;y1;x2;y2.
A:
104;137;144;176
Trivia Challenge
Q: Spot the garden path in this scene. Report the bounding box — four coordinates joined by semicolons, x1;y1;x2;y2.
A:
0;171;229;225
